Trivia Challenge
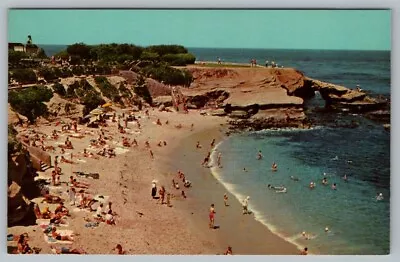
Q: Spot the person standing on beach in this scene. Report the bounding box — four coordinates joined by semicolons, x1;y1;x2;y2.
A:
217;152;222;168
209;204;216;229
151;182;157;199
159;186;166;204
242;196;250;214
211;138;216;148
224;194;229;206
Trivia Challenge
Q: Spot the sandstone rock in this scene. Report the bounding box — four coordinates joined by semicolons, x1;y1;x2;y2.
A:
153;96;173;107
211;109;227;116
229;110;249;119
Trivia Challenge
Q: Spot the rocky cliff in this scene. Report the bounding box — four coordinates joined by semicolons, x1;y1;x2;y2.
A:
182;66;388;130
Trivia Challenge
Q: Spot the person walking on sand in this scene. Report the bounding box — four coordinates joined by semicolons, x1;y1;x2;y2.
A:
217;152;222;168
242;196;250;214
150;150;154;159
159;186;166;204
202;152;211;167
211;138;216;148
300;247;308;255
224;193;229;206
209;204;216;229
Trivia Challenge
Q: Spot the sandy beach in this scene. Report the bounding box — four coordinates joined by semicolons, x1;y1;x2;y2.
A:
7;106;299;255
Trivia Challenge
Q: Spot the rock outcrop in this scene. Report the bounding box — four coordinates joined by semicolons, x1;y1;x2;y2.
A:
181;66;388;130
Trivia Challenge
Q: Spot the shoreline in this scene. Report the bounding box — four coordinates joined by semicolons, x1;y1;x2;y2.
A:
8;108;300;255
162;124;300;254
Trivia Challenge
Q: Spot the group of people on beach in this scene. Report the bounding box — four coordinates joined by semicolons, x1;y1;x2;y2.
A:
10;108;176;254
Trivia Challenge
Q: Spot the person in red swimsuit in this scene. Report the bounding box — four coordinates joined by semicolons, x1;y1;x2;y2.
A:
209;204;216;229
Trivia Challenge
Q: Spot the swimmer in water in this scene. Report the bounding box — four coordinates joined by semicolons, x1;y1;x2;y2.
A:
257;150;263;160
290;176;299;181
276;187;287;193
324;227;329;233
331;183;337;190
322;177;328;185
243;168;247;172
331;156;339;161
271;162;278;171
342;174;348;182
309;182;315;189
376;193;384;201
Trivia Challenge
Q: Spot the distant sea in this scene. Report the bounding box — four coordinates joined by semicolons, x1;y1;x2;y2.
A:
41;45;390;254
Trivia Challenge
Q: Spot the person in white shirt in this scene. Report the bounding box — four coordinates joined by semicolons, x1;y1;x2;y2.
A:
96;203;104;218
242;196;250;214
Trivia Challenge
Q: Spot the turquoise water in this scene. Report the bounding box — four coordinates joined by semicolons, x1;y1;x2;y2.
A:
210;125;390;255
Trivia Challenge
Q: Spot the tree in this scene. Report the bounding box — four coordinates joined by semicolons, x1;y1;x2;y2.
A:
10;69;37;84
67;43;92;60
8;86;53;123
8;50;29;64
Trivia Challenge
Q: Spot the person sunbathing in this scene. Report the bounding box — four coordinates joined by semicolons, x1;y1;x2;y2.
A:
41;190;63;204
83;149;99;159
175;123;183;129
60;156;74;164
114;244;126;255
122;137;131;147
51;227;74;242
54;203;69;216
157;141;163;147
70;178;90;188
132;139;138;147
156;119;162;126
105;210;116;225
196;141;202;149
145;141;150;148
51;245;86;254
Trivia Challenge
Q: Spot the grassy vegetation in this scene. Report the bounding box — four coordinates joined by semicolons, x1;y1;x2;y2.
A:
193;62;253;68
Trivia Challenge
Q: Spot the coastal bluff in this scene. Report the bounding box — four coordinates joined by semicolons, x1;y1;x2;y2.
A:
180;65;387;130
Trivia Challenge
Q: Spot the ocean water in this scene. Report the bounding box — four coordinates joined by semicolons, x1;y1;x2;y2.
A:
201;49;390;255
41;45;390;254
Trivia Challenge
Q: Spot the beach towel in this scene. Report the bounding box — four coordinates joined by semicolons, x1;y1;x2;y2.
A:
72;207;90;213
76;159;87;163
84;222;99;228
114;147;129;155
44;235;73;245
37;219;69;227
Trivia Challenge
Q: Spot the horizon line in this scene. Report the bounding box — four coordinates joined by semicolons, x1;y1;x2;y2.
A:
32;43;390;52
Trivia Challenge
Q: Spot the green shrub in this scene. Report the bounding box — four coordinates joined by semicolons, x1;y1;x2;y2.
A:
67;43;92;59
133;74;152;105
119;82;132;98
37;67;58;82
8;86;53;123
9;50;29;64
161;53;196;66
82;91;105;116
54;50;69;60
142;64;193;87
140;51;160;61
52;83;66;97
94;76;120;101
66;81;79;98
10;68;37;84
71;65;85;76
145;45;188;56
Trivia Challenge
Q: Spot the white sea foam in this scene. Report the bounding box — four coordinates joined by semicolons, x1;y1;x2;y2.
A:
209;140;305;252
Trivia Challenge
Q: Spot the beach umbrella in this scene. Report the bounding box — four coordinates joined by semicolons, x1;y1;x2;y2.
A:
90;108;104;116
102;102;112;108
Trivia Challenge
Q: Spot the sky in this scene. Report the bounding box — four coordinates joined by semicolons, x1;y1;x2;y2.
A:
8;9;391;50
